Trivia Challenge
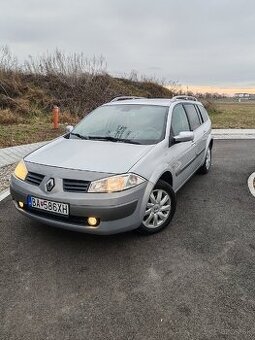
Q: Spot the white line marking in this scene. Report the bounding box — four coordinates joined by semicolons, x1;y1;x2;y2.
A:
0;189;10;202
212;135;255;140
248;173;255;197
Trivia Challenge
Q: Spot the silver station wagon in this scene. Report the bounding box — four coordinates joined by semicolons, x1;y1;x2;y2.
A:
11;96;213;235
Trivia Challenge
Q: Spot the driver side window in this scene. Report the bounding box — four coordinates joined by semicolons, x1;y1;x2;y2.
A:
171;105;190;136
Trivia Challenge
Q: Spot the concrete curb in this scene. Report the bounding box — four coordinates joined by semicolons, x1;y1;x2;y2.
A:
0;141;47;168
0;189;10;202
213;129;255;140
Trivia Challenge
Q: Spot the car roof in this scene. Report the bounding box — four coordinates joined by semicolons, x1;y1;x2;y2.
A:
104;98;203;107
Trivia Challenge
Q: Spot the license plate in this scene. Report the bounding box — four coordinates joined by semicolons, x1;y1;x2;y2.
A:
27;196;69;216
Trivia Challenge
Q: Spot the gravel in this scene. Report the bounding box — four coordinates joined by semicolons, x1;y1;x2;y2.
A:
0;163;16;192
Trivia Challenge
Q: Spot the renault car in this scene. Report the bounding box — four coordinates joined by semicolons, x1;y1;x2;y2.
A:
10;96;213;235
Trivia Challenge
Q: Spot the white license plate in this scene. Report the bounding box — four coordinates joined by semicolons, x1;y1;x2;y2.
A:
27;196;69;216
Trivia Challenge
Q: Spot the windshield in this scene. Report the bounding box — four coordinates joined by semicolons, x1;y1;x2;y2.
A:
69;104;169;145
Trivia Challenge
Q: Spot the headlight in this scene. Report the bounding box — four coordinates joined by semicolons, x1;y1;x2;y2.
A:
14;160;28;181
88;174;146;193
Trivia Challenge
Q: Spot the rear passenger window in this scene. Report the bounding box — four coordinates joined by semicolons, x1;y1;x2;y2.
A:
184;104;201;130
197;105;209;122
171;105;190;136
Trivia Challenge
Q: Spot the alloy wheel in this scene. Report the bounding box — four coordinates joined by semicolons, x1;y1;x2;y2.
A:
143;189;171;229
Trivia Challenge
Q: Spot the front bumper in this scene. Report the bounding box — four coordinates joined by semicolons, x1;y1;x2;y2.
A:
10;173;153;235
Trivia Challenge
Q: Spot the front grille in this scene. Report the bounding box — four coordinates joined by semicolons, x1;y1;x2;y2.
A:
26;172;45;186
63;179;90;193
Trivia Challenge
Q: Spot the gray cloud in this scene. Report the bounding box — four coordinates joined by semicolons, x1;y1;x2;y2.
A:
1;0;255;86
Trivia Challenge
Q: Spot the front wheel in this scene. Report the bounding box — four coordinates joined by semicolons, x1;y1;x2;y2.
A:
137;180;176;235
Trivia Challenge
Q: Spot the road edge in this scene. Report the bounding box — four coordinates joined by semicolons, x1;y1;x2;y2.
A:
0;189;10;202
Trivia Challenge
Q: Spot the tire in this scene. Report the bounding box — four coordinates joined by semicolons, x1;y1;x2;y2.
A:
198;147;212;175
137;180;176;235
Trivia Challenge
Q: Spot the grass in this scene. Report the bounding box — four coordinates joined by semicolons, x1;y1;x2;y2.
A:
0;121;66;147
0;111;78;147
209;101;255;128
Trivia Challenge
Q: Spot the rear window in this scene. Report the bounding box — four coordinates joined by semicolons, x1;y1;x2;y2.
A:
183;104;201;130
197;105;209;122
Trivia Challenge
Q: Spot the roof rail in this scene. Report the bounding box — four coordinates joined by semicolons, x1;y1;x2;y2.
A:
172;95;198;102
111;96;146;102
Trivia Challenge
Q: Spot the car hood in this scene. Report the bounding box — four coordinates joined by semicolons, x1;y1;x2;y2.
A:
25;137;155;174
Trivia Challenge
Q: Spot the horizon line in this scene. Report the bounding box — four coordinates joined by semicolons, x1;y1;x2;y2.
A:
168;85;255;96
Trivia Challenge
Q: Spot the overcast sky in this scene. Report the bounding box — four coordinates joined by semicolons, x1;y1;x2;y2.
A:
1;0;255;88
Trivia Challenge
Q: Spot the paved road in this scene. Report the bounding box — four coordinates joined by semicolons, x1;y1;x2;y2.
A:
1;140;255;340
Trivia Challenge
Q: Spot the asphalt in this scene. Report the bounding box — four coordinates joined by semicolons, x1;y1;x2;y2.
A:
1;140;255;340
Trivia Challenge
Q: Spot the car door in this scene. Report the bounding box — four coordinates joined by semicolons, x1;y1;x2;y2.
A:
183;103;206;168
169;104;197;191
196;104;211;148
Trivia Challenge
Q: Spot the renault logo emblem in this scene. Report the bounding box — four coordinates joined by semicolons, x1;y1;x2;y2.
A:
46;178;55;192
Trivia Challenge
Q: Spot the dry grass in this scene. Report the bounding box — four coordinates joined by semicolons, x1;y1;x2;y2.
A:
0;109;23;124
0;46;182;149
0;121;66;147
0;47;178;119
57;111;80;124
210;101;255;128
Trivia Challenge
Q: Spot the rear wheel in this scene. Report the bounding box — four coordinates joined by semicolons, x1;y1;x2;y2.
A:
198;147;212;175
137;180;176;235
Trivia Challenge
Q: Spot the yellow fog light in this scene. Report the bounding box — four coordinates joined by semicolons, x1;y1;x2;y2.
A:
88;217;98;226
18;201;24;208
14;160;28;181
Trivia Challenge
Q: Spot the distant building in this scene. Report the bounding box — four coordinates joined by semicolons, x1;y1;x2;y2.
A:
234;93;255;100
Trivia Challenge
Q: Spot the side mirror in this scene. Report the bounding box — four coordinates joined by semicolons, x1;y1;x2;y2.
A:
66;125;74;134
174;131;194;143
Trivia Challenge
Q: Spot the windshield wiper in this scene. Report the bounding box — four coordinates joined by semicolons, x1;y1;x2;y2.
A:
85;136;141;144
70;134;141;144
116;138;141;145
86;136;119;142
70;132;89;140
